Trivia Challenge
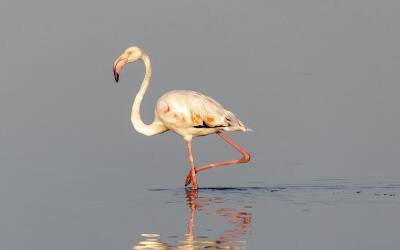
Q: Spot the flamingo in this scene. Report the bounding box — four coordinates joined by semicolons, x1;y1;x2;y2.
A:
113;46;251;190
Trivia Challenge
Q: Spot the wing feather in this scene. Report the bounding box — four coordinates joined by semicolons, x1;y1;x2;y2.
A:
156;90;251;133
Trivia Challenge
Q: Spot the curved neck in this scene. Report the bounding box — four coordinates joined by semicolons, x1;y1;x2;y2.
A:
131;53;167;136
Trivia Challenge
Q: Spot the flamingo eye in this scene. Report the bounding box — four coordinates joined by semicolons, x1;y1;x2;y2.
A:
126;51;132;55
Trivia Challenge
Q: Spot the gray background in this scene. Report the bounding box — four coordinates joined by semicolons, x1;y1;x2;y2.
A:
1;1;399;249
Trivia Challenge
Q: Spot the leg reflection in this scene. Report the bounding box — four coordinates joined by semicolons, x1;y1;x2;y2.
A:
183;188;252;248
134;189;252;249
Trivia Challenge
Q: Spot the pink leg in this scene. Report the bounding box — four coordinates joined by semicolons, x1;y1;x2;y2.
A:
184;131;250;187
186;140;198;190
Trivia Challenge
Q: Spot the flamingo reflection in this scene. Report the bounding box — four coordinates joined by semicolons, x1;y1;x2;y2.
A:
133;189;252;249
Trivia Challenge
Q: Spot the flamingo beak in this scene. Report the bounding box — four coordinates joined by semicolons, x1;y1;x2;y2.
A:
113;53;129;82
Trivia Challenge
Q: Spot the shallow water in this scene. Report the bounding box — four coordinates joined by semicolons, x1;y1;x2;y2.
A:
134;180;400;249
2;169;399;250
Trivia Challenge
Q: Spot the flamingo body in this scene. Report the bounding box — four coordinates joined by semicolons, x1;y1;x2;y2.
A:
113;46;251;189
155;90;251;140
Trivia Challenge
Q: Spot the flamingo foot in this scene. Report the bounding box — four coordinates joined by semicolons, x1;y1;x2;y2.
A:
185;171;198;190
185;171;193;186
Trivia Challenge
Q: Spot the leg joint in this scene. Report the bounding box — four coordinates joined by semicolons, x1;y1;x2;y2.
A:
242;152;251;163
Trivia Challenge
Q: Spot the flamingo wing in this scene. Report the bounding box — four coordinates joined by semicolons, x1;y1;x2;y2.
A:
155;90;250;138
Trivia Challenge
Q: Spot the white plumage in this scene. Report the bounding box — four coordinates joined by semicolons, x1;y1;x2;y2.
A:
156;90;251;140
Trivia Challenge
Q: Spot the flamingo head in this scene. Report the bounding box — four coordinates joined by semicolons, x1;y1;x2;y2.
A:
113;46;144;82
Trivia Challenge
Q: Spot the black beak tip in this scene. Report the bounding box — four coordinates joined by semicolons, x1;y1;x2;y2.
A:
113;70;119;82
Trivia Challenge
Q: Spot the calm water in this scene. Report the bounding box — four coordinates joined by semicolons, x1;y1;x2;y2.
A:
2;170;399;249
2;1;400;249
136;182;400;249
